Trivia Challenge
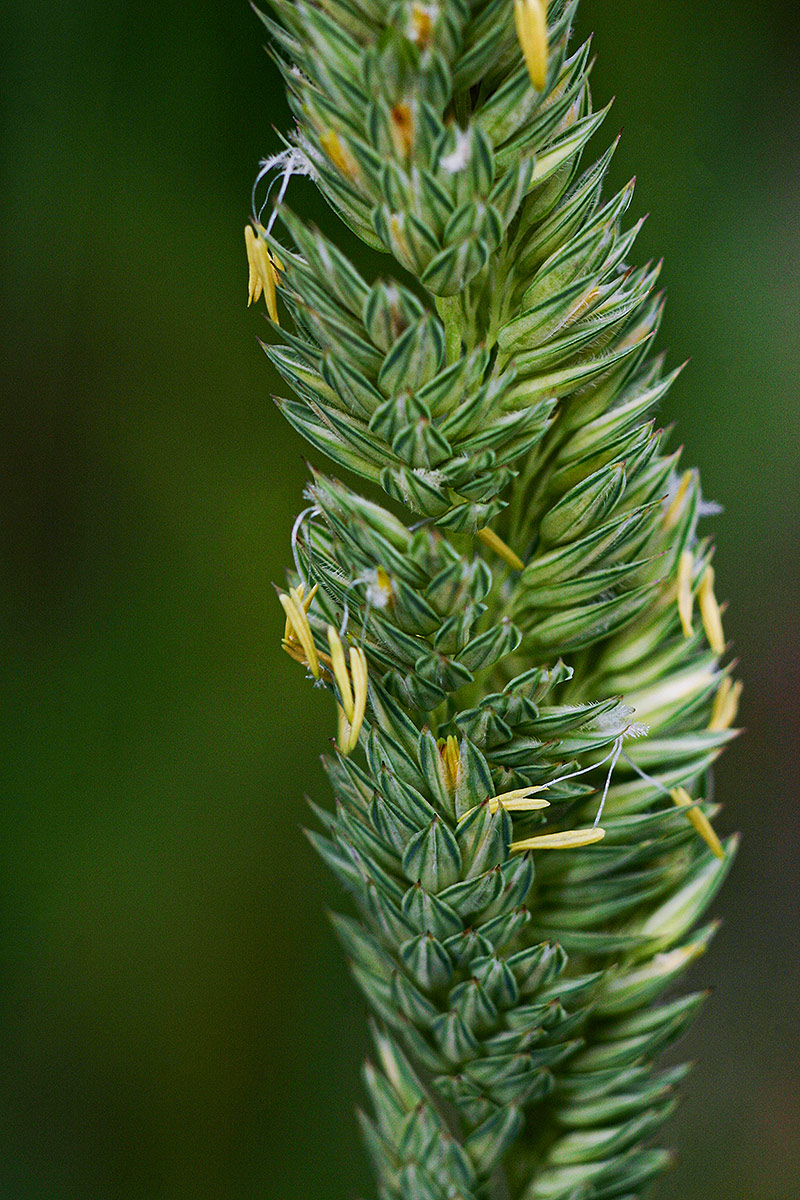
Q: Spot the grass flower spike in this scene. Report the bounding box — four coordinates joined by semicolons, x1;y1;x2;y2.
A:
248;2;741;1196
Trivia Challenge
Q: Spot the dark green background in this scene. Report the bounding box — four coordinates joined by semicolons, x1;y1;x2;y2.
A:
1;1;798;1197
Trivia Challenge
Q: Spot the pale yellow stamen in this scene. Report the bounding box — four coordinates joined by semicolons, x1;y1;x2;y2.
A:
244;225;279;322
487;785;550;814
390;103;414;157
336;702;350;755
670;787;725;860
320;130;358;181
410;4;433;48
281;590;368;754
327;626;354;722
441;735;460;792
477;527;524;571
698;565;725;654
664;469;692;530
348;646;369;752
708;677;742;732
514;0;549;92
369;567;393;608
677;549;694;638
279;590;320;679
283;583;317;642
460;785;550;822
511;826;605;851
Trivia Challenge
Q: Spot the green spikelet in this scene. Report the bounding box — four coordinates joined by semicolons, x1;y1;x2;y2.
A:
247;2;742;1196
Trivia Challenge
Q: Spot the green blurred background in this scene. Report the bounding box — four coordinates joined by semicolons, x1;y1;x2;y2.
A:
1;0;798;1197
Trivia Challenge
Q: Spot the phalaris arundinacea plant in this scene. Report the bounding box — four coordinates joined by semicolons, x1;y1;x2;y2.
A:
245;2;742;1196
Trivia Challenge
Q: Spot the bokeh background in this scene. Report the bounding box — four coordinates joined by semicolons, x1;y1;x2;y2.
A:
1;0;798;1197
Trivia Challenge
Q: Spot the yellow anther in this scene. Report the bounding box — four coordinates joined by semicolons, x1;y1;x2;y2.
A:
477;526;524;571
514;0;549;92
348;646;369;752
670;787;725;860
320;130;358;181
511;826;605;851
279;589;320;679
283;583;316;643
410;4;433;48
283;593;296;644
677;549;694;638
336;702;350;755
487;785;550;814
708;676;742;732
283;583;317;642
327;626;354;722
281;591;368;754
244;225;280;322
367;567;393;610
390;103;415;157
441;735;460;792
664;469;692;530
698;565;725;654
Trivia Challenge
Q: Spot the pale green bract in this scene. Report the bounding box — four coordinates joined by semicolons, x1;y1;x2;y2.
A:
248;2;741;1197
